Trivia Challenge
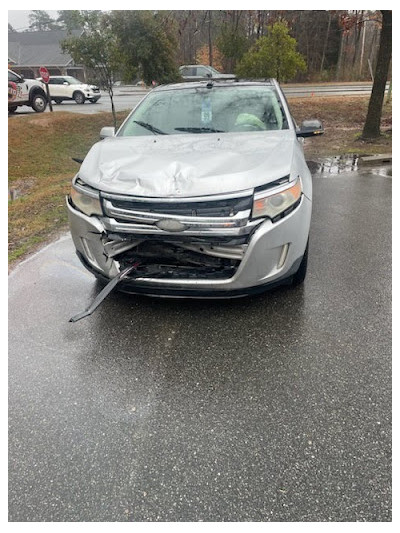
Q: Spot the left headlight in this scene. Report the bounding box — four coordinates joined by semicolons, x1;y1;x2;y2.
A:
70;180;103;216
252;177;302;221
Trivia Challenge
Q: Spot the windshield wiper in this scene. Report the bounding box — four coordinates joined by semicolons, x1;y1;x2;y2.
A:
174;126;225;133
133;120;167;135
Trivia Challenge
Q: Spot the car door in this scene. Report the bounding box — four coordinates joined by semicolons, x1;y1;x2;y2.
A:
8;70;28;104
58;77;74;99
48;78;64;98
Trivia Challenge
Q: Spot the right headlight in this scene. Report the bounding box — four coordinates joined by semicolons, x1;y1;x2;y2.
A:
252;177;302;221
70;178;103;216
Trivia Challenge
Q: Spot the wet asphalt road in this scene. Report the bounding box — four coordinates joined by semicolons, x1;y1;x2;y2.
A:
8;168;391;522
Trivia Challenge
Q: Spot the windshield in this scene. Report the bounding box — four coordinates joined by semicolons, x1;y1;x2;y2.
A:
118;86;289;137
209;66;222;74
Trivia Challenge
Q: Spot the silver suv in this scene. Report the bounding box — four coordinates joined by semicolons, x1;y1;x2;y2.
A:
179;65;236;81
67;80;323;301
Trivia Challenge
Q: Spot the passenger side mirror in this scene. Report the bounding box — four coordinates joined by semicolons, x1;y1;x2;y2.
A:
206;72;212;78
100;127;115;139
297;119;324;138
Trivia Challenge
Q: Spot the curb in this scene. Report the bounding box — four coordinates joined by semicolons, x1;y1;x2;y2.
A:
358;154;392;165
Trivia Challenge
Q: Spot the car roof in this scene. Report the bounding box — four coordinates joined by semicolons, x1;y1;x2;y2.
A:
154;80;276;92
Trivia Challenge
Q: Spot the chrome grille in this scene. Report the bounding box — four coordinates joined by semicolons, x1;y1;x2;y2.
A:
101;190;261;236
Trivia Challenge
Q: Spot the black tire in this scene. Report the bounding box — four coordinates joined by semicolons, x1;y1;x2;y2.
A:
54;98;63;104
291;239;309;287
8;106;17;114
74;91;85;104
31;93;47;113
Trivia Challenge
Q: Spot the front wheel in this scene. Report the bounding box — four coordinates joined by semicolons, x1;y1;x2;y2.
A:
8;106;17;114
31;93;47;113
74;92;85;104
291;239;309;287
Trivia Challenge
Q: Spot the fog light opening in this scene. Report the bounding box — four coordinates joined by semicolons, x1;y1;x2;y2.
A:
278;243;289;269
80;237;99;268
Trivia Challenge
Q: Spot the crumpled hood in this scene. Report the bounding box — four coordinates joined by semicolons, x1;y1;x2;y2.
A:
79;131;296;197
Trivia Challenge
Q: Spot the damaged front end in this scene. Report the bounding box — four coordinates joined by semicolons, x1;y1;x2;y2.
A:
68;178;263;289
104;235;247;281
67;171;310;302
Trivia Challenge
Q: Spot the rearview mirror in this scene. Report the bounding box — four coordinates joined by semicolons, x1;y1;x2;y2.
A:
100;127;115;139
297;119;324;138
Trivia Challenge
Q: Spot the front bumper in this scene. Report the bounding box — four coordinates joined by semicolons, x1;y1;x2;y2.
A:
87;91;101;100
67;194;311;296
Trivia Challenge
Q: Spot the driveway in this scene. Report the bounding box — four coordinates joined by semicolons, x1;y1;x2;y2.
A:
8;166;391;521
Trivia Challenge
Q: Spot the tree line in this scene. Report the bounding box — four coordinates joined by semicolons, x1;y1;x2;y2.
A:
10;9;391;138
16;9;388;84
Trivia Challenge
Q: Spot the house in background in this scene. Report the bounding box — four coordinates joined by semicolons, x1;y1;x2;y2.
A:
8;29;86;81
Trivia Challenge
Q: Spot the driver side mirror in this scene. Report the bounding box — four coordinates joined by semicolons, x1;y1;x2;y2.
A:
297;119;324;138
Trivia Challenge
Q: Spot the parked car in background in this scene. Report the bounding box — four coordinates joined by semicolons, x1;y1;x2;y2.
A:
8;69;47;113
37;76;101;104
68;79;324;300
179;65;236;81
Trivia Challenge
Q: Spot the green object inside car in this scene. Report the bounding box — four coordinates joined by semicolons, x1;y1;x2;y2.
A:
234;113;266;130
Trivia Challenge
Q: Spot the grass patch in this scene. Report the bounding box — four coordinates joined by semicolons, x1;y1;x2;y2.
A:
289;96;392;158
8;111;129;266
8;98;391;266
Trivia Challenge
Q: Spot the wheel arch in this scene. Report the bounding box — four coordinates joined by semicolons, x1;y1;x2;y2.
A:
29;85;47;103
73;90;85;99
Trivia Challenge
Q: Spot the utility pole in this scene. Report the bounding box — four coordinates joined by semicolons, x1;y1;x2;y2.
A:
320;12;332;74
359;18;366;77
208;10;213;66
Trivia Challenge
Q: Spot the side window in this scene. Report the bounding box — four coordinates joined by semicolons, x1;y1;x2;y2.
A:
182;67;196;76
8;71;20;83
180;68;190;76
195;67;210;77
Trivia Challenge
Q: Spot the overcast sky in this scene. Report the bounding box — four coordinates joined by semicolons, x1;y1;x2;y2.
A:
8;10;59;31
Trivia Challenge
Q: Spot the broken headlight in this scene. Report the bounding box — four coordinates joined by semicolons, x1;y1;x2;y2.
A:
252;177;302;221
70;178;103;216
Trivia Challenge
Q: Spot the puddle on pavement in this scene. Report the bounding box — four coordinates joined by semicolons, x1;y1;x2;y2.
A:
307;154;392;178
368;166;392;177
307;154;359;176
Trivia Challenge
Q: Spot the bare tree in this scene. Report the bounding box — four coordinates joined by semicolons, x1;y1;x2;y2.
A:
362;10;392;139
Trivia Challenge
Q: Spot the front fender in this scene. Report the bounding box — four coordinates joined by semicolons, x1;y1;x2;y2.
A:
29;86;47;103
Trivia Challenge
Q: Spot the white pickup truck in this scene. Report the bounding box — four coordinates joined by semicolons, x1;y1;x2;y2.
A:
8;69;47;113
